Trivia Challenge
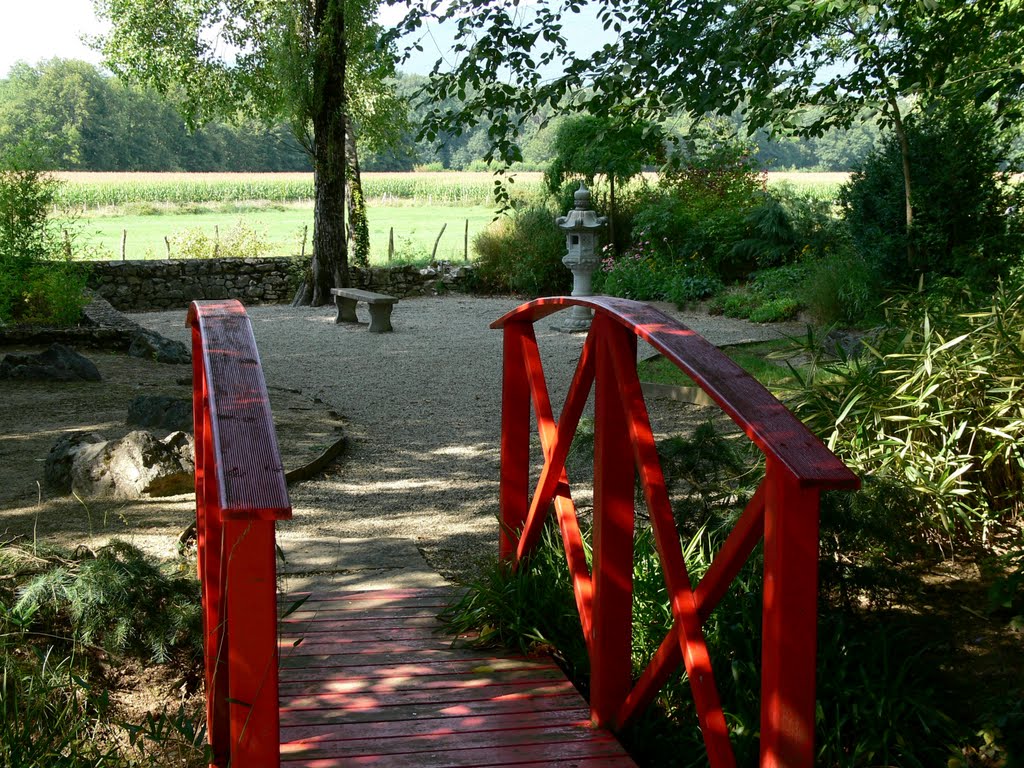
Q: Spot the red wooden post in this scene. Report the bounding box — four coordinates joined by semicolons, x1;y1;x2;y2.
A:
589;317;636;727
192;325;230;767
189;300;291;768
760;458;820;767
224;519;281;764
499;322;531;560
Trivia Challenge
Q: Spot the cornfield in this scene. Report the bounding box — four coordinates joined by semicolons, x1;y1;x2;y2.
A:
51;171;847;211
53;171;547;210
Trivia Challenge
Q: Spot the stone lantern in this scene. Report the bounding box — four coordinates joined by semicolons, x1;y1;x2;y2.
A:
554;183;607;332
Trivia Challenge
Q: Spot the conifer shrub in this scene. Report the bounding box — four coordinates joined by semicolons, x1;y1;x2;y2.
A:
840;100;1023;289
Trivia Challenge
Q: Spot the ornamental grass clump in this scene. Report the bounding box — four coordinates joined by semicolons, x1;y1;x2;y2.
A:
789;278;1024;545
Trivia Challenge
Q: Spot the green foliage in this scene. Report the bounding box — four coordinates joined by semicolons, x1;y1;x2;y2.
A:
788;280;1024;544
545;115;661;189
472;205;569;296
0;159;88;326
0;645;123;768
0;541;207;767
444;515;962;766
402;0;1024;181
634;125;768;283
439;523;589;680
708;263;808;323
841;100;1023;287
0;59;312;172
15;540;202;666
593;242;723;308
801;248;882;327
168;220;272;260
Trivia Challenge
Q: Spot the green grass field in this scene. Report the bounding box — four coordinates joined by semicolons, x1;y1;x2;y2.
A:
63;170;848;264
76;203;500;264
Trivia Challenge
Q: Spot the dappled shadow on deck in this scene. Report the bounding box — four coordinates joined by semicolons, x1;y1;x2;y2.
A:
277;587;636;767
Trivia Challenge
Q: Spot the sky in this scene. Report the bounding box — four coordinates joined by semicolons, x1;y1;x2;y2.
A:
0;0;614;80
0;0;109;77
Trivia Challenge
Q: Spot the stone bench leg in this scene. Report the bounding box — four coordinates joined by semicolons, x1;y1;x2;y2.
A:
367;304;394;333
335;296;358;324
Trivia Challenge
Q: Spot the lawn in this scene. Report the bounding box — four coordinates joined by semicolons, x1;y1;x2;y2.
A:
75;203;500;265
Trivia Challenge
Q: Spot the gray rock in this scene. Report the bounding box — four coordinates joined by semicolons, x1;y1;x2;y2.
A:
128;330;191;364
126;395;193;432
44;429;195;499
44;431;107;493
0;344;102;382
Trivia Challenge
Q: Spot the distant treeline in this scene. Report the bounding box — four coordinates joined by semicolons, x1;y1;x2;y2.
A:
1;59;881;173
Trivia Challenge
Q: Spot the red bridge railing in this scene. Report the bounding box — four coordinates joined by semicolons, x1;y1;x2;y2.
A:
492;297;859;768
188;300;291;768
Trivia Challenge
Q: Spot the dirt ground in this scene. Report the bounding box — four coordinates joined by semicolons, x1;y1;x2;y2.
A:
0;344;343;556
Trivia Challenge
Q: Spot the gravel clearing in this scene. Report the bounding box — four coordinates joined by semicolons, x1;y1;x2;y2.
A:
131;296;804;585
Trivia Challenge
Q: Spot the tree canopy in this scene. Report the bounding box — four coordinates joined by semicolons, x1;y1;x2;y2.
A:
400;0;1023;161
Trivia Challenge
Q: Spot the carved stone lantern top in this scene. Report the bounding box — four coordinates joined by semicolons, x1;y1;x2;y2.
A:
556;183;608;232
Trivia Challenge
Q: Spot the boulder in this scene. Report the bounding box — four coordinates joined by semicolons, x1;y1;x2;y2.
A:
128;330;191;365
44;431;107;493
127;395;193;433
0;344;102;382
44;430;195;499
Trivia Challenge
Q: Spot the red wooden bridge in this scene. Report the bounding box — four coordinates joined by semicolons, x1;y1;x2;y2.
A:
188;297;857;768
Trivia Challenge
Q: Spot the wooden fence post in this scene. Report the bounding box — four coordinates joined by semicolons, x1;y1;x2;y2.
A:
431;223;447;263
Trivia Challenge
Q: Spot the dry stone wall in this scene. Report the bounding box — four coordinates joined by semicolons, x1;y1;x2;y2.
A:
87;258;474;311
87;257;302;311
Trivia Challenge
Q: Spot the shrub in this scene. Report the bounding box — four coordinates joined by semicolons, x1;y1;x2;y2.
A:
707;263;807;322
0;645;124;768
801;247;882;327
472;205;570;296
840;99;1023;288
788;278;1024;544
168;220;271;260
0;541;207;767
0;160;88;327
731;185;852;271
16;540;202;665
444;518;962;767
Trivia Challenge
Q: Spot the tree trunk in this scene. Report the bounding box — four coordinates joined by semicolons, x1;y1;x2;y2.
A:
888;95;917;274
608;174;618;255
345;112;371;269
302;0;348;307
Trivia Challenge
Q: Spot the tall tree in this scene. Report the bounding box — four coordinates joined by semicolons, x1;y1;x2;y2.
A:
93;0;398;305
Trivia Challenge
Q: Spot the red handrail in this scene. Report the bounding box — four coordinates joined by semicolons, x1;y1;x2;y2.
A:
492;296;859;768
188;300;291;768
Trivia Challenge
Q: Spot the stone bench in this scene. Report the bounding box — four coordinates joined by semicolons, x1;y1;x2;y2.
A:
330;288;399;333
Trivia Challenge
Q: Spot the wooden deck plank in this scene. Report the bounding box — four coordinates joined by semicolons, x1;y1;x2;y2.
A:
279;641;489;659
282;738;628;766
280;680;576;711
281;691;588;725
279;668;568;697
278;589;636;767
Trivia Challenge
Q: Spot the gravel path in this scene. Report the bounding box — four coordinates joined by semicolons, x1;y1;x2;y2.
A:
132;296;804;585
